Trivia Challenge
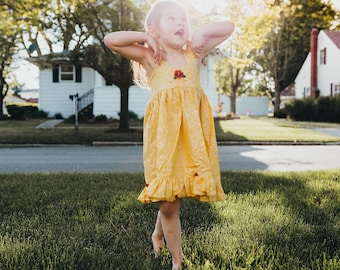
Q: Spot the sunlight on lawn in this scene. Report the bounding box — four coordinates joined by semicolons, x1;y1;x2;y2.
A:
217;118;340;142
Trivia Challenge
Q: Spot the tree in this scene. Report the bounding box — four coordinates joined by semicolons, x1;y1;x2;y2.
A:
76;0;144;129
260;0;337;116
216;0;274;114
0;3;20;117
5;0;144;129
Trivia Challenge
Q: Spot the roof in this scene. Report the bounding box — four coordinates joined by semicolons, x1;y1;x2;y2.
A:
27;50;85;69
281;84;295;97
324;30;340;50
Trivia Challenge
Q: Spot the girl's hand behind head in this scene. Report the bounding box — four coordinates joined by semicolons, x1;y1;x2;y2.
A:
147;34;166;63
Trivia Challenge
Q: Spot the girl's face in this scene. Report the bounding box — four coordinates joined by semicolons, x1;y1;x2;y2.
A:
155;3;189;49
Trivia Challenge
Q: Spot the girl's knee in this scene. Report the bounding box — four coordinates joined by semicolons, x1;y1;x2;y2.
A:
159;199;180;217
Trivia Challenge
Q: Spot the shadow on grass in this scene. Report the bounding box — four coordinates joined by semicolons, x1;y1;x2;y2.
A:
220;171;340;265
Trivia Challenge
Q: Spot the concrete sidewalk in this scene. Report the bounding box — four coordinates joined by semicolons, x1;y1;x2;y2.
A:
35;119;64;129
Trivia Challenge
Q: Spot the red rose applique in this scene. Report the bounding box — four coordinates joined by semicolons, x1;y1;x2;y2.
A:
174;70;186;79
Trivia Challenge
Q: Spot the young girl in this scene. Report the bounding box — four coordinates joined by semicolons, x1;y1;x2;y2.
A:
104;1;234;269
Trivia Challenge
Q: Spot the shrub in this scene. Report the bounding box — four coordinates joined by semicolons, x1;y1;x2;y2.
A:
274;108;287;118
28;109;49;119
0;114;9;120
118;110;139;120
285;96;340;123
94;114;108;122
54;113;64;119
65;112;91;123
6;105;38;120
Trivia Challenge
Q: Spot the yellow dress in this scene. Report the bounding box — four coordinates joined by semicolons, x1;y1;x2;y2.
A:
137;45;225;203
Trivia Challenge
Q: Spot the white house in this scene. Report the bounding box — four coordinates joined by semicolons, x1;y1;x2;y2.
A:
29;51;269;119
29;51;224;119
295;28;340;98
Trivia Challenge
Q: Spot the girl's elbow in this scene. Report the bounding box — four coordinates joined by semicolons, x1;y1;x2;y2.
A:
103;34;113;48
229;21;235;33
223;21;235;35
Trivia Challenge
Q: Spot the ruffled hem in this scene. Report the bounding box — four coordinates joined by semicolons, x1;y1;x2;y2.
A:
137;174;225;203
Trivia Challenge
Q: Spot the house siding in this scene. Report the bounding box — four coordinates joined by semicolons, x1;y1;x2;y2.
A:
39;67;95;117
318;31;340;96
295;54;311;98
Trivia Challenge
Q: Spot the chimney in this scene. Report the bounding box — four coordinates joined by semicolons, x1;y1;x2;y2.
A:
310;28;319;97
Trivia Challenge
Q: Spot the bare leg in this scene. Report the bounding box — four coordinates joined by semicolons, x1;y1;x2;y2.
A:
159;198;183;270
152;210;165;257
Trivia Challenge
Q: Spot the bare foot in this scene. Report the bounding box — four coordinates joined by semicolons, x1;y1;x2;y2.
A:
172;254;183;270
152;232;165;257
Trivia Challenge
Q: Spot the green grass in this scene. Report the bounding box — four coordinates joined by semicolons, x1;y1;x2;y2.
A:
216;117;340;142
1;171;339;269
0;117;339;145
0;120;143;145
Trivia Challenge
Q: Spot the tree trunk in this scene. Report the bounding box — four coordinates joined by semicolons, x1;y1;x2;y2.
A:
230;86;236;114
119;85;129;130
0;71;8;117
229;64;241;115
273;81;282;117
0;92;4;116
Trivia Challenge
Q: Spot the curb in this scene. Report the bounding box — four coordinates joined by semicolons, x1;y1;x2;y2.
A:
92;141;340;146
1;141;340;148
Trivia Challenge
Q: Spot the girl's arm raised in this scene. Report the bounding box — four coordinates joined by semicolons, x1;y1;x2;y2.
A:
191;21;235;59
104;31;161;69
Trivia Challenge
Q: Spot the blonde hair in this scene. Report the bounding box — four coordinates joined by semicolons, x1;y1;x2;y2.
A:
132;0;188;88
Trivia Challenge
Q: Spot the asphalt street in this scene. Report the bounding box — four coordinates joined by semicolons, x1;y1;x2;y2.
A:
0;145;339;173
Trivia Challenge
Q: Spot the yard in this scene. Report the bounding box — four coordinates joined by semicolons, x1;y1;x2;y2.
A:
0;117;339;145
0;171;339;269
1;117;340;269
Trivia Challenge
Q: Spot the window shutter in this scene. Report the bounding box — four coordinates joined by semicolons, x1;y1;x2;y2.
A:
75;65;82;83
52;64;59;82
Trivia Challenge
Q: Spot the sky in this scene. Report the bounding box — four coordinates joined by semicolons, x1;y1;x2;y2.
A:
12;0;340;90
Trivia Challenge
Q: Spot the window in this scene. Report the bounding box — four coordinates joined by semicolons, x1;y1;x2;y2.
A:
60;65;74;81
304;87;310;97
320;48;326;65
52;64;82;83
335;84;340;96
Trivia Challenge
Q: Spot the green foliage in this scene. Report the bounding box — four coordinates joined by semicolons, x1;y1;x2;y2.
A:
0;171;339;269
6;105;42;120
64;112;93;123
0;114;9;120
118;110;139;121
255;0;337;115
285;96;340;123
94;114;108;122
0;3;21;115
28;109;48;119
54;113;64;119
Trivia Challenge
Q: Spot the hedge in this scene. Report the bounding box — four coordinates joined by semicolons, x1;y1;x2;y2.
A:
6;105;48;120
285;96;340;123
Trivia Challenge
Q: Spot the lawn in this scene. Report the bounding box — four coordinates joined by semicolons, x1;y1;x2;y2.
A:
1;171;339;269
215;117;340;142
0;117;339;145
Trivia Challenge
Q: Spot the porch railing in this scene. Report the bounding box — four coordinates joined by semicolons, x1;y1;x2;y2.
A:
78;88;94;112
